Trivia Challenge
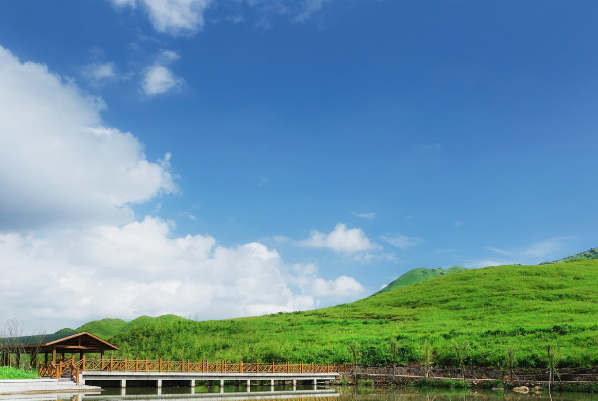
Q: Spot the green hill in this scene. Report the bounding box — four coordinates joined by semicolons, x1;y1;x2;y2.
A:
107;260;598;369
542;247;598;264
375;266;469;295
55;314;185;339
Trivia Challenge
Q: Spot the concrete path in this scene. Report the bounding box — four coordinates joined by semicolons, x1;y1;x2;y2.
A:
0;378;101;396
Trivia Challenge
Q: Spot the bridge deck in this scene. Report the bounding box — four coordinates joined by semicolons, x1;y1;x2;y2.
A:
39;358;347;387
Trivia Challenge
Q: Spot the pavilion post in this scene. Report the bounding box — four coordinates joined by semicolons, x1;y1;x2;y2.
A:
52;348;56;364
82;355;86;371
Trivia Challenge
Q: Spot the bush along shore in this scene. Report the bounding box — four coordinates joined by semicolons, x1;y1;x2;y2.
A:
0;367;39;380
335;365;598;393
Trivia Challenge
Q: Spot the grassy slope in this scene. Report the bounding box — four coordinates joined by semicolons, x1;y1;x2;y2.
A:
543;247;598;264
375;266;469;295
55;314;185;339
110;260;598;369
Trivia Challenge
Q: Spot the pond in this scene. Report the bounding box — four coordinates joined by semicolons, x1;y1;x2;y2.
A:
26;386;598;401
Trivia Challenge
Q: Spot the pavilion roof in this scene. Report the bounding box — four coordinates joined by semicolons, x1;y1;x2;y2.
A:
0;331;119;353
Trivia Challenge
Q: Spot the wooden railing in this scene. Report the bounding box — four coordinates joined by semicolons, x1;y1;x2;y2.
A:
38;357;81;384
39;357;349;379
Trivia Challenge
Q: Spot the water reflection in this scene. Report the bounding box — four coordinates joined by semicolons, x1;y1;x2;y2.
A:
19;387;598;401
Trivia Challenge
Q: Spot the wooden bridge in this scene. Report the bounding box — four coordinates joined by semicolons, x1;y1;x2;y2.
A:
39;358;348;389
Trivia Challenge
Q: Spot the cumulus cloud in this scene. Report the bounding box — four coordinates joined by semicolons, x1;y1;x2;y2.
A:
0;46;175;230
0;44;364;331
298;223;380;254
381;235;425;249
111;0;212;35
0;217;364;329
141;50;183;96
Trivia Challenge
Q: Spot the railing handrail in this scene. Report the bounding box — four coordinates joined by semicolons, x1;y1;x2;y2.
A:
39;358;351;377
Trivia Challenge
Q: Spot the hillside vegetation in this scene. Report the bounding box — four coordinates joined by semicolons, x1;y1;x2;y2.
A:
56;314;184;339
543;247;598;264
375;266;469;295
104;260;598;370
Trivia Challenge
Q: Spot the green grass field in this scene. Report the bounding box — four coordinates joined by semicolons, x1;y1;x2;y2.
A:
100;260;598;370
374;266;469;295
0;367;38;380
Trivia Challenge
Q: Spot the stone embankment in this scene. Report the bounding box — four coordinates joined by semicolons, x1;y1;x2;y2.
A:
0;378;100;396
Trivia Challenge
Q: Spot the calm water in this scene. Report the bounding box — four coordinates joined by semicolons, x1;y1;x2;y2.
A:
27;386;598;401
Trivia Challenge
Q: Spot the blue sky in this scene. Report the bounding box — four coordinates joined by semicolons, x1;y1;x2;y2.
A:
0;0;597;331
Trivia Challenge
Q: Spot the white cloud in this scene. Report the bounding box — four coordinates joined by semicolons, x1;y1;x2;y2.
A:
468;237;575;268
298;223;380;254
111;0;212;35
352;212;376;220
381;235;424;249
0;43;364;331
0;45;175;230
110;0;329;35
295;0;329;22
83;62;118;84
0;217;364;330
141;50;183;96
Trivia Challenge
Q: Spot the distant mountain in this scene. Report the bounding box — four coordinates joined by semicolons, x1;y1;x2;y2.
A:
54;314;185;339
374;265;469;295
541;247;598;264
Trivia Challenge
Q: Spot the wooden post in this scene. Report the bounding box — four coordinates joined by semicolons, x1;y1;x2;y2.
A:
167;359;170;372
201;359;204;373
221;360;224;373
300;362;303;374
272;361;274;373
110;356;113;372
181;359;184;373
145;358;148;372
135;358;139;372
159;358;162;372
82;355;86;372
52;348;56;364
286;362;289;374
239;360;243;373
124;357;127;372
256;360;259;373
188;359;190;373
344;363;347;374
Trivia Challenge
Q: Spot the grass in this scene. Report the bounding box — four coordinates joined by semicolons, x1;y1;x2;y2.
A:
0;367;39;380
89;260;598;369
413;378;471;389
374;266;469;295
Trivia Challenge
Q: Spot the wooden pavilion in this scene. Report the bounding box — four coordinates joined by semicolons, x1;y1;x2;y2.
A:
0;331;119;367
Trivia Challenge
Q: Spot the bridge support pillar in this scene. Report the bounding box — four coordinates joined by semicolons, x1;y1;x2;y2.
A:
270;379;274;386
292;379;296;386
121;379;126;388
120;388;126;396
190;379;195;390
219;379;224;388
156;379;162;388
